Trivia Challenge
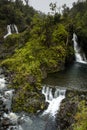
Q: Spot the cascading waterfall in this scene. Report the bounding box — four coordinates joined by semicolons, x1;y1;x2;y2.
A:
4;25;12;38
11;24;19;34
42;86;66;118
0;75;33;130
0;73;66;130
4;24;18;38
72;33;87;64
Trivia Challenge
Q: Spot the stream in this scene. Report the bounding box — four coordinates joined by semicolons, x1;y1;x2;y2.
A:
0;61;87;130
0;70;66;130
0;33;87;130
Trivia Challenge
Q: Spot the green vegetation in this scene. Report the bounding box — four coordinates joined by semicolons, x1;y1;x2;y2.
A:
66;0;87;56
1;17;68;112
0;0;71;113
73;101;87;130
0;0;87;128
0;0;36;40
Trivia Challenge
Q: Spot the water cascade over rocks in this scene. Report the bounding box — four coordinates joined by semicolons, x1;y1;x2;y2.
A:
42;86;66;119
0;72;66;130
0;74;33;130
72;33;87;64
4;24;18;38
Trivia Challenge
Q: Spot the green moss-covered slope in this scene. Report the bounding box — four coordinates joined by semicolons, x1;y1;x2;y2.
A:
0;2;87;130
1;22;70;112
73;100;87;130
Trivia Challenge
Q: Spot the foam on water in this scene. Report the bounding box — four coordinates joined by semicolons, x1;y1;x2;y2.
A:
42;86;66;118
4;24;19;38
72;33;87;64
0;75;65;130
0;77;6;91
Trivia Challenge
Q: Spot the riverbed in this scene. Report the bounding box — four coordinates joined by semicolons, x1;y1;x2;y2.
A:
0;62;87;130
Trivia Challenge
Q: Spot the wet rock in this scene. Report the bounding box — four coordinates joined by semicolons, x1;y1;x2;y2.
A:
0;111;4;116
0;127;5;130
1;117;11;126
56;90;87;130
10;126;17;130
0;99;3;105
56;100;78;130
4;108;9;114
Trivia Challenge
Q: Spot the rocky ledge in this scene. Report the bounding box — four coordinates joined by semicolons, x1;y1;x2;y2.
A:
56;89;87;130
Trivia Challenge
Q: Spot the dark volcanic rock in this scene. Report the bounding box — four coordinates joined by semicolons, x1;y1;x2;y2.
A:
1;118;11;126
56;89;87;130
57;100;78;130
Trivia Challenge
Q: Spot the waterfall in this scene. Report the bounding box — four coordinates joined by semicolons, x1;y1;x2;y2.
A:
4;25;12;38
42;86;66;118
0;73;65;130
0;77;6;91
0;75;33;130
72;33;87;64
4;24;19;38
11;24;19;34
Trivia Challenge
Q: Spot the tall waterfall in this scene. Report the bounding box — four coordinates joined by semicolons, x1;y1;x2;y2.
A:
4;24;18;38
72;33;87;63
42;86;66;118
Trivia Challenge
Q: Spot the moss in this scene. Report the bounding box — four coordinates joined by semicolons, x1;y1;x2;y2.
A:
52;24;68;44
73;101;87;130
0;21;70;113
12;83;45;113
1;39;67;113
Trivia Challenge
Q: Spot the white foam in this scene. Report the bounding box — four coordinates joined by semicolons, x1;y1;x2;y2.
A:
4;89;14;100
72;33;87;64
8;112;19;124
4;24;19;38
0;77;6;91
42;86;66;118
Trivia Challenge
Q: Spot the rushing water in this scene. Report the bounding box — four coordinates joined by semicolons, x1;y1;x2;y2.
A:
0;62;87;130
0;72;65;130
1;33;87;129
72;33;87;64
4;24;18;38
43;34;87;90
42;86;66;118
0;74;46;130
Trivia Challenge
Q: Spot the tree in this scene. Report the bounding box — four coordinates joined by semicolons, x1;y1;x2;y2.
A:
49;2;57;14
24;0;29;5
62;4;70;17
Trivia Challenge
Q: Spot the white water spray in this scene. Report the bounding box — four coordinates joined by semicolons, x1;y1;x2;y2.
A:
72;33;87;64
42;86;66;118
0;75;33;130
4;24;18;38
11;24;19;34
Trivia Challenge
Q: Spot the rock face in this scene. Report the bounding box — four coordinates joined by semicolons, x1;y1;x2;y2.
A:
0;98;10;129
57;100;77;130
56;90;87;130
12;89;46;113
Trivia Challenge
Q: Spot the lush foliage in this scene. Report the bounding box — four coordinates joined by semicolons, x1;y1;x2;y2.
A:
0;0;36;39
73;101;87;130
0;1;87;124
0;0;71;112
66;0;87;57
